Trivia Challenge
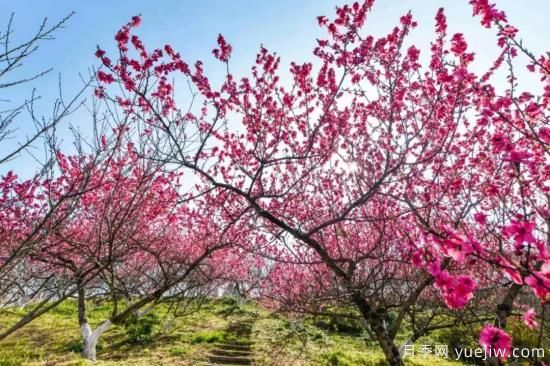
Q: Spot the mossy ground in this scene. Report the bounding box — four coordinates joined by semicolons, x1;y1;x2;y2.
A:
0;299;468;365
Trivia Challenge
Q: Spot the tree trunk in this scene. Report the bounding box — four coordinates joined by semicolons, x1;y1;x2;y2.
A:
77;278;111;361
0;293;71;342
370;317;405;366
485;283;522;366
494;284;521;329
352;293;404;366
81;320;111;361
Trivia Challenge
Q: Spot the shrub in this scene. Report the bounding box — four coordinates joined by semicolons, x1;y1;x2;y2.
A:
427;324;480;364
124;312;161;345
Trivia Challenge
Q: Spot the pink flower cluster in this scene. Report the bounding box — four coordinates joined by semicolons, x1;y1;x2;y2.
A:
479;326;512;360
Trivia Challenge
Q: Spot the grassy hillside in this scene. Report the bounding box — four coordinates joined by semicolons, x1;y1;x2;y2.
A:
0;299;466;366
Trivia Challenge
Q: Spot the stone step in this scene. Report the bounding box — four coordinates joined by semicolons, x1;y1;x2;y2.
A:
208;355;252;365
227;325;252;330
230;320;254;324
226;329;252;334
211;348;252;357
214;343;252;351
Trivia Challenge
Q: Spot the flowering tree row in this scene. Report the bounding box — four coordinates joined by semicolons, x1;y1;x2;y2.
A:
0;15;244;360
1;0;548;365
90;0;548;364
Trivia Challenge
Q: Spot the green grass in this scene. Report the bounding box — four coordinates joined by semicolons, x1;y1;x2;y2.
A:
0;299;467;365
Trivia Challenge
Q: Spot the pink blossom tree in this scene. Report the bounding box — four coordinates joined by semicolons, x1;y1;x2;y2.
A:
0;12;106;340
87;1;548;364
32;131;245;360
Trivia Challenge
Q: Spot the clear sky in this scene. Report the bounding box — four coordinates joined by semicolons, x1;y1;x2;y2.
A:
1;0;548;176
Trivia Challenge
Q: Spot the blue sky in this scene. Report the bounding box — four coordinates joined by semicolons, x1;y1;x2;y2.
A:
1;0;548;176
